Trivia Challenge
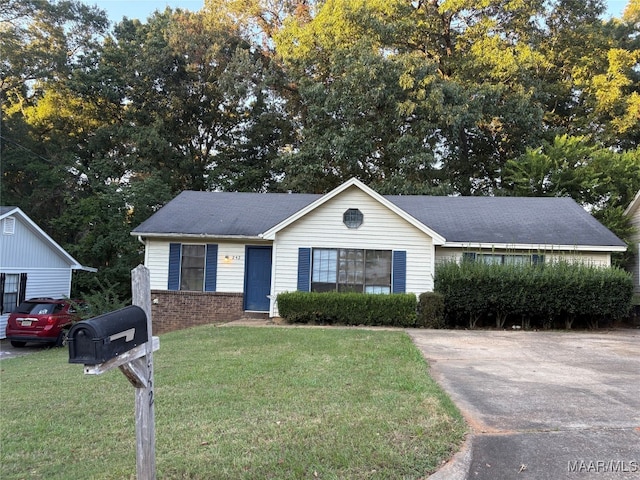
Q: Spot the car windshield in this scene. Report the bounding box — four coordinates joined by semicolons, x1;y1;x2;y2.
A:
16;302;57;315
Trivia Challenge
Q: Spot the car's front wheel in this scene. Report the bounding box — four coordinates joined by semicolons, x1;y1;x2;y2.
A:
10;340;26;348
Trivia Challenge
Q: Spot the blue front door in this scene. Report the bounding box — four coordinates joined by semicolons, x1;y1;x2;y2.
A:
244;246;272;311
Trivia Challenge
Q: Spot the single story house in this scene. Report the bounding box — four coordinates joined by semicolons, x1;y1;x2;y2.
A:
625;189;640;294
0;207;96;338
131;178;626;333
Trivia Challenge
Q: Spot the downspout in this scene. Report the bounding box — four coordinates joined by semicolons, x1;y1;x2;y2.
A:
431;240;439;292
137;236;148;267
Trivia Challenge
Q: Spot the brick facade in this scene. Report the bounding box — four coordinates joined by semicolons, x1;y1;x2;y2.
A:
149;290;244;334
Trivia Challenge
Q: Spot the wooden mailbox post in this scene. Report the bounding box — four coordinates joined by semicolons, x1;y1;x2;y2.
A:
68;265;159;480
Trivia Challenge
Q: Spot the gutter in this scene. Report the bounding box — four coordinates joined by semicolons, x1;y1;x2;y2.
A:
131;232;267;241
72;265;98;273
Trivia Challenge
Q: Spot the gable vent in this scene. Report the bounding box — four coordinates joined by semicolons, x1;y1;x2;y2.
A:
3;217;16;235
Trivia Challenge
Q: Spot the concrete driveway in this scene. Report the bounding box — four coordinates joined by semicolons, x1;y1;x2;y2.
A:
0;339;53;360
408;329;640;480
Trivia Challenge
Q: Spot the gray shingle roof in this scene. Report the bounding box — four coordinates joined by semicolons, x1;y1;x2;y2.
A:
133;191;321;237
132;191;625;247
0;206;18;216
388;195;625;247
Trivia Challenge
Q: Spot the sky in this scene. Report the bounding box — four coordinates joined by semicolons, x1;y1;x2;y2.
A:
84;0;629;25
83;0;204;24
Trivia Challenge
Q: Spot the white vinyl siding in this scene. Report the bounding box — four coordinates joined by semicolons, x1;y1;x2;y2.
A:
144;239;268;292
21;268;73;298
627;205;640;293
216;243;248;293
271;187;433;313
145;240;170;290
0;216;70;269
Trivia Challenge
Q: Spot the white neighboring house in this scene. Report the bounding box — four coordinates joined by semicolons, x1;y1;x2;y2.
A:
132;178;627;333
625;189;640;294
0;207;96;339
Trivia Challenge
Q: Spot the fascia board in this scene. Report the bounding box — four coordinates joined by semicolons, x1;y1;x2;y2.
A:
0;207;19;220
624;189;640;216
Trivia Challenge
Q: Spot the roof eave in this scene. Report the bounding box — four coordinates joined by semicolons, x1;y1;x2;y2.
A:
133;232;268;241
73;265;98;273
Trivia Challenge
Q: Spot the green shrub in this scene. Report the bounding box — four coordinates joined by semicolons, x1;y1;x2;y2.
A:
276;291;417;327
434;260;633;329
417;292;446;328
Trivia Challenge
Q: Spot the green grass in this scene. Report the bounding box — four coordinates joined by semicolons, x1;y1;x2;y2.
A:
1;325;465;479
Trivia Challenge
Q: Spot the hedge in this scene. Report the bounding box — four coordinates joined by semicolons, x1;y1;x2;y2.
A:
417;292;446;328
434;260;633;329
276;291;418;327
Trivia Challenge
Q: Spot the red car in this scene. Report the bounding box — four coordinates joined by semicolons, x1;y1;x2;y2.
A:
5;298;83;348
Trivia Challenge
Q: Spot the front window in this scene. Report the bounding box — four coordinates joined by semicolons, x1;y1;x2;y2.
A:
180;244;205;291
463;252;543;265
312;248;391;293
2;274;19;314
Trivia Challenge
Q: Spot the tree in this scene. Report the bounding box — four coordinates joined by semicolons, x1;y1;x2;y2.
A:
503;135;640;263
502;135;598;199
89;10;293;193
1;0;109;233
0;0;109;101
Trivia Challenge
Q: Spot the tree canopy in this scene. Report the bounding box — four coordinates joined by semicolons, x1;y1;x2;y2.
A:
1;0;639;299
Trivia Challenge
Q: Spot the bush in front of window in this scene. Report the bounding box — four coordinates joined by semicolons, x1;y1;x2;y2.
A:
417;292;446;328
434;260;633;329
276;291;417;327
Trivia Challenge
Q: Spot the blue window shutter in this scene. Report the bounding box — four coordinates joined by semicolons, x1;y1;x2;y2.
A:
168;243;181;290
532;254;544;265
205;244;218;291
297;248;311;292
392;251;406;294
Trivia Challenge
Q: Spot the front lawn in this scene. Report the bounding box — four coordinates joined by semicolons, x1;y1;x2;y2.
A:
0;326;465;479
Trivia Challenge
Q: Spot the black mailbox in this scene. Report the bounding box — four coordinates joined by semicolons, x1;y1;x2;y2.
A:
68;305;148;364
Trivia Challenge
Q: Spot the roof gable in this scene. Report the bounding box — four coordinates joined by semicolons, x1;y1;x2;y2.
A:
260;178;446;243
0;207;95;271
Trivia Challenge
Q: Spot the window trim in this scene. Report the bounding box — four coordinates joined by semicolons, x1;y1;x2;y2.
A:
0;272;26;314
168;243;218;292
311;248;392;294
180;244;206;291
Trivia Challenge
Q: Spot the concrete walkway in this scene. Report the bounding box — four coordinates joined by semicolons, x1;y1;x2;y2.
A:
408;329;640;480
